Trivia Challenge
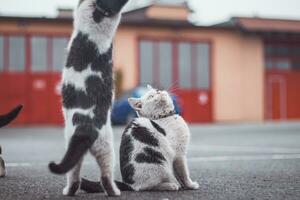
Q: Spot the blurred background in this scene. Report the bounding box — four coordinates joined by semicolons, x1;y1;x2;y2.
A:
1;1;300;199
0;0;300;125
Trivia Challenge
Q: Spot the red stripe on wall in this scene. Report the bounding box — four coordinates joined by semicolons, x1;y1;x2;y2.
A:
172;42;179;85
3;35;9;71
25;35;31;73
153;42;160;87
47;37;53;71
191;43;197;88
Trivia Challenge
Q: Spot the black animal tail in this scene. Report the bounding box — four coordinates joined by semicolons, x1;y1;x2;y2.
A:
80;178;134;192
0;105;23;128
48;126;98;175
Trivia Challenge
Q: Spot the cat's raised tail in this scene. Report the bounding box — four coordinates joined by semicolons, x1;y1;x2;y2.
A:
0;105;23;128
80;178;134;192
48;126;98;175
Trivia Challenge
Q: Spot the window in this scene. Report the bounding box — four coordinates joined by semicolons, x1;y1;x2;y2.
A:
139;39;211;90
158;42;172;89
31;36;47;72
0;36;3;71
9;36;25;72
196;43;210;89
53;37;68;71
265;42;300;70
178;42;192;89
140;41;153;86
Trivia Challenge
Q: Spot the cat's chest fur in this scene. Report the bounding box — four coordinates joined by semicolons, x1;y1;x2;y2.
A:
155;115;190;155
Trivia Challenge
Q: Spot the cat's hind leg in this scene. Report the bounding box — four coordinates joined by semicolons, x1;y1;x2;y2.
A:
89;125;120;196
63;158;83;196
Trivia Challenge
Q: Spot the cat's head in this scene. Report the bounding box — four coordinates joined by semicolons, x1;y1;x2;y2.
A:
128;85;175;120
75;0;128;32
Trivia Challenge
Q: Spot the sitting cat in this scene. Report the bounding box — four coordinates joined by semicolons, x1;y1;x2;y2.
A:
0;105;23;177
81;85;199;192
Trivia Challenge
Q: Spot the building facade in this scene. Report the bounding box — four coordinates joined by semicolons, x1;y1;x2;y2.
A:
0;3;299;125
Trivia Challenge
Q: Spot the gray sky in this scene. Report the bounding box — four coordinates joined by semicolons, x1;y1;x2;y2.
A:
0;0;300;25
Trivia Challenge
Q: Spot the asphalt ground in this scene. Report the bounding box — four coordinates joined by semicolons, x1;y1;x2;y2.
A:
0;122;300;200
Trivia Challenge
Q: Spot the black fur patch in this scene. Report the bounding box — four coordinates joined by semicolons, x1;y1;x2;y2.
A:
66;181;80;196
80;178;134;192
72;113;93;126
80;178;104;193
96;0;129;16
131;126;159;147
62;75;113;129
135;147;166;165
66;32;97;71
120;134;134;166
121;164;135;185
120;127;135;184
115;181;134;191
62;85;92;109
66;32;113;72
93;9;104;23
49;125;98;174
0;105;23;128
150;120;166;136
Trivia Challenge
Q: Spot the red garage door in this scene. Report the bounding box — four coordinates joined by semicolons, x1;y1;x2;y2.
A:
139;38;212;123
265;39;300;120
0;33;68;125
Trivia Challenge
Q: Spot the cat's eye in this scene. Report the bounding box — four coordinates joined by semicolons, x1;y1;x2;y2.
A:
148;95;154;99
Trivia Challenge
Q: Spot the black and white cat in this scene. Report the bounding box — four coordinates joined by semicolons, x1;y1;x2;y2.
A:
81;85;199;192
119;85;199;191
48;0;128;197
0;105;23;177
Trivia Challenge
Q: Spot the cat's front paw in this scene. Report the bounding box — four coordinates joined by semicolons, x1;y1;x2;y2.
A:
185;181;199;190
101;176;121;196
63;182;80;196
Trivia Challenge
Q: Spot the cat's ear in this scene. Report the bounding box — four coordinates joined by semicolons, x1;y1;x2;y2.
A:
128;98;142;111
147;84;153;90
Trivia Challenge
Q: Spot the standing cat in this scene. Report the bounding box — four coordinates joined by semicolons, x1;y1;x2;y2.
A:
0;105;23;177
81;85;199;192
48;0;128;197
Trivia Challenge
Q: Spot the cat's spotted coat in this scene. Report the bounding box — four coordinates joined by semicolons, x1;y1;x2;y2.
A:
119;85;199;191
48;0;128;197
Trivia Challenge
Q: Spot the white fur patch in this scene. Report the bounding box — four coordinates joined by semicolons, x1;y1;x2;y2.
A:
62;65;103;91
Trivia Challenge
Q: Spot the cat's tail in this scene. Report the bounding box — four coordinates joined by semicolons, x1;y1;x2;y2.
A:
0;105;23;128
48;126;98;175
80;178;134;192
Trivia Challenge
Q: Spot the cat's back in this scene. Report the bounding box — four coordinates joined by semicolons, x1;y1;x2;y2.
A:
120;118;172;164
121;118;168;146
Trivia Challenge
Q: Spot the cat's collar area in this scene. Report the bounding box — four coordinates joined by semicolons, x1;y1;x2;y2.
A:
152;110;177;120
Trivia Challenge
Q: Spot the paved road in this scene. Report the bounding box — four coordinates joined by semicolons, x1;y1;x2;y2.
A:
1;122;300;200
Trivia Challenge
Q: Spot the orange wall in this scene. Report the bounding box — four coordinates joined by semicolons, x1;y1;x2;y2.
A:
146;6;189;21
0;19;265;122
0;20;72;35
114;26;265;122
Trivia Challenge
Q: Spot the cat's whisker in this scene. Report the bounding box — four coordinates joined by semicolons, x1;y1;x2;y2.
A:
167;81;179;94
